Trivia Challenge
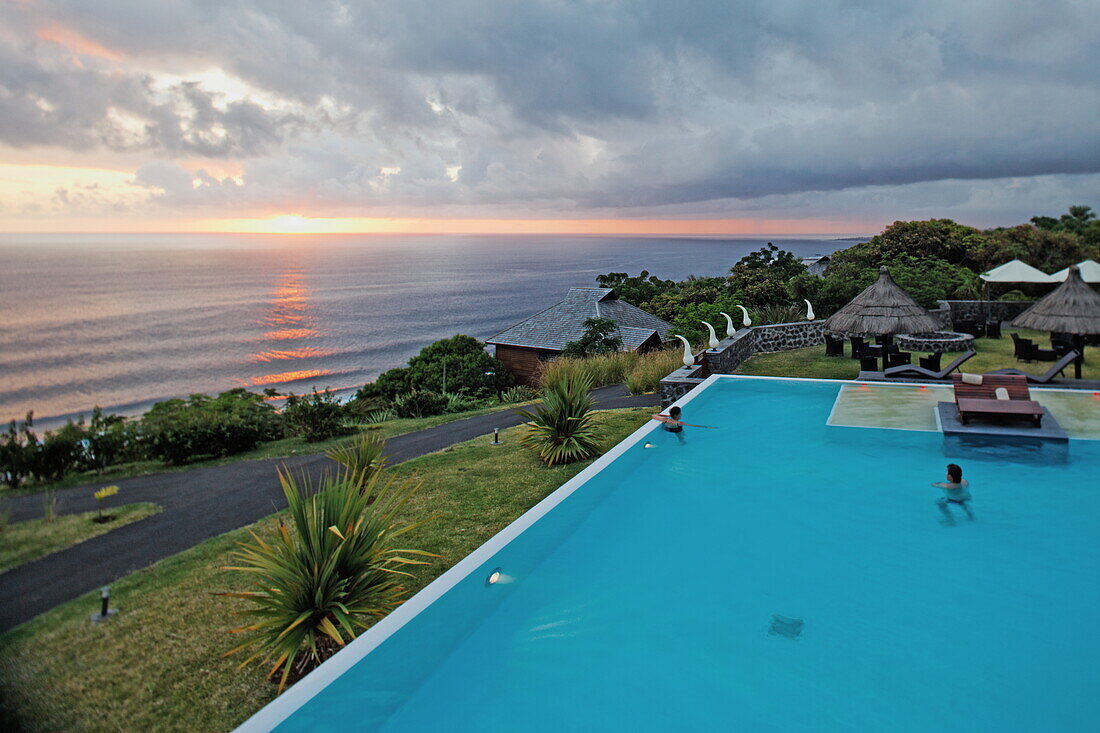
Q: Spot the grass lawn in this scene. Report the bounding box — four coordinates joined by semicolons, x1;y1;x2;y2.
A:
735;327;1100;381
20;401;535;495
0;503;161;574
0;407;652;732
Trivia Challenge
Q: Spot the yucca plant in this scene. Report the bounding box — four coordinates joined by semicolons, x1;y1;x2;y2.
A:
361;408;396;425
325;433;387;488
221;466;433;691
516;375;604;466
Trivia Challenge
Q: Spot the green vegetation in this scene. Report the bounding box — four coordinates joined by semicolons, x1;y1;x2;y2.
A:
7;400;534;495
222;465;431;690
735;328;1100;382
599;206;1100;346
518;376;604;465
350;334;514;407
142;389;285;465
0;408;651;733
561;316;623;358
537;348;680;394
280;388;346;441
0;502;160;574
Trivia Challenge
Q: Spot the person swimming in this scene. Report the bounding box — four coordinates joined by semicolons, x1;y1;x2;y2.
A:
932;463;974;525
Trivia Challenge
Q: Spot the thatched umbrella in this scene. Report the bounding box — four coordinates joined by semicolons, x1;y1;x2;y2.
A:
1013;265;1100;379
825;266;941;370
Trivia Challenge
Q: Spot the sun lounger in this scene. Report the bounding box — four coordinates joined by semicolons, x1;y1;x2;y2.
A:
951;373;1043;427
883;350;976;379
988;350;1080;384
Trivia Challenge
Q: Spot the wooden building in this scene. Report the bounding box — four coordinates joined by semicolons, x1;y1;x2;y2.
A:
486;287;673;384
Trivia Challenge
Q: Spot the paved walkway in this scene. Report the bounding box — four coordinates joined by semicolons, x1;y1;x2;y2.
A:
0;386;657;632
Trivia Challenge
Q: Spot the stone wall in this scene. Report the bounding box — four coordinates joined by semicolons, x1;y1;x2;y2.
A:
659;320;823;406
936;299;1035;325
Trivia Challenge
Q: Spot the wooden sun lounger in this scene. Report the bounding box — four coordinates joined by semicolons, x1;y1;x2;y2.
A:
988;350;1080;384
951;374;1044;427
884;350;976;380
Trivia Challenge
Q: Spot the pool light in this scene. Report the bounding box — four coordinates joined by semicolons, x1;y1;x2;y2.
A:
486;568;503;586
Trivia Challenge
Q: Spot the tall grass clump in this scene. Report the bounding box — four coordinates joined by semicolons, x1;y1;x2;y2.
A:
625;349;683;394
221;464;433;690
537;351;640;391
517;375;604;465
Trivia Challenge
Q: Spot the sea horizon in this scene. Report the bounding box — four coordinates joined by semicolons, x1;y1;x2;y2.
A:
0;233;850;431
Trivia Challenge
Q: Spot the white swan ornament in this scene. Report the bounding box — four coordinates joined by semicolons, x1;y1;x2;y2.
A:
674;335;694;367
719;311;736;338
805;299;815;321
736;304;752;328
702;321;719;349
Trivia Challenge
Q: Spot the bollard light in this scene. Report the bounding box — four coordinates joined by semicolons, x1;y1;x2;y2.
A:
490;427;502;446
90;585;118;623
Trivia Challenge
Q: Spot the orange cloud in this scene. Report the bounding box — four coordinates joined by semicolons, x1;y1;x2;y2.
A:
37;24;125;61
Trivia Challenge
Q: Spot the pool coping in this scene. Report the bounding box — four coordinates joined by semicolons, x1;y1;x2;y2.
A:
235;379;715;732
236;374;1096;730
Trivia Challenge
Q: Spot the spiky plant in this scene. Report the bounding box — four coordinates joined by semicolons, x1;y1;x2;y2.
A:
221;466;433;691
325;433;387;488
516;375;604;466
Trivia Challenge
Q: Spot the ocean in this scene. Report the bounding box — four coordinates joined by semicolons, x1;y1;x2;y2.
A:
0;234;847;430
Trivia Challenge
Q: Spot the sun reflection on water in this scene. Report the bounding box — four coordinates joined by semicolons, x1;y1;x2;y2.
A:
248;266;333;390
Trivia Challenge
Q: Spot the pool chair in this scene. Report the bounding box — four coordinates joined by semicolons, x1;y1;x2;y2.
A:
824;334;845;357
988;350;1080;384
951;373;1043;427
883;350;976;380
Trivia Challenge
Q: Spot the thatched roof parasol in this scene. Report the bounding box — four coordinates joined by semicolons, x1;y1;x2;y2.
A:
825;266;941;336
1013;265;1100;335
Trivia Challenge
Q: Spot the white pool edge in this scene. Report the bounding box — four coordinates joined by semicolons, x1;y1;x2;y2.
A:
236;379;718;732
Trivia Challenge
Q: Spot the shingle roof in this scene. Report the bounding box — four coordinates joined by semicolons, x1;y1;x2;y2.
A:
486;287;673;351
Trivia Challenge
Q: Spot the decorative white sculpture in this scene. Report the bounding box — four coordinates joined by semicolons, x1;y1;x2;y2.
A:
701;321;719;349
674;335;694;367
736;304;752;328
804;299;815;321
719;311;736;338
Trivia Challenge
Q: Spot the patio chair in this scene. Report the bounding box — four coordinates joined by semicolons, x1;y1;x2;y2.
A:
859;356;879;372
1011;333;1059;362
886;351;912;369
988;350;1080;384
984;321;1002;339
919;353;942;372
849;336;868;359
824;334;845;357
951;373;1043;427
883;350;976;380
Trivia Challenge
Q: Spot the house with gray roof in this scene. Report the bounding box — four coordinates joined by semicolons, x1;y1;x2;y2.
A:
486;287;673;383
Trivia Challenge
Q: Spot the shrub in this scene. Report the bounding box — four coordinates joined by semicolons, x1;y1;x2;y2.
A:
392;390;449;418
141;389;282;465
283;388;347;442
753;304;806;326
625;349;682;395
355;335;514;401
499;385;539;404
33;421;90;483
221;466;432;690
361;408;396;424
85;408;145;470
517;375;604;465
443;393;487;414
0;416;36;489
325;434;387;488
538;351;640;392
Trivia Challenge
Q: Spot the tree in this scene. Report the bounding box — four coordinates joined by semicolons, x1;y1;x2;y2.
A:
727;243;806;307
352;335;513;402
561;317;623;358
595;270;677;306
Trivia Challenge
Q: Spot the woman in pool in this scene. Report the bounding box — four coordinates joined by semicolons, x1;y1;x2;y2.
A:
649;406;712;443
932;463;974;524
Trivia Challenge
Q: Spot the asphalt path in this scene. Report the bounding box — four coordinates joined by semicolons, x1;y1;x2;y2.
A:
0;385;658;632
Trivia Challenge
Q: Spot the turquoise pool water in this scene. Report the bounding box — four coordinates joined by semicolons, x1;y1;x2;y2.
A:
253;378;1100;732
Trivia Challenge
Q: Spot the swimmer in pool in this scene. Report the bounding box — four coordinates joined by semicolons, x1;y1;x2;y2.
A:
650;406;715;443
932;463;974;525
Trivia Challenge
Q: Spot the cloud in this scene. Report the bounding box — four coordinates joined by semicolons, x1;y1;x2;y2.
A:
2;0;1098;223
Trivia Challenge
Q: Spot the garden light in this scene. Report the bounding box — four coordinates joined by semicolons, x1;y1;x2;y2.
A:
90;585;118;623
490;428;502;446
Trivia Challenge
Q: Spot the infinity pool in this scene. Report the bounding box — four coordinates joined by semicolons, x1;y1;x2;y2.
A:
241;377;1100;732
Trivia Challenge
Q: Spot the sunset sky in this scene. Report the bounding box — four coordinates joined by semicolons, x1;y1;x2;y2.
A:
1;1;1097;235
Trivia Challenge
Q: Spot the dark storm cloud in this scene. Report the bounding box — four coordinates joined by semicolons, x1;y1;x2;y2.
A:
4;0;1099;215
